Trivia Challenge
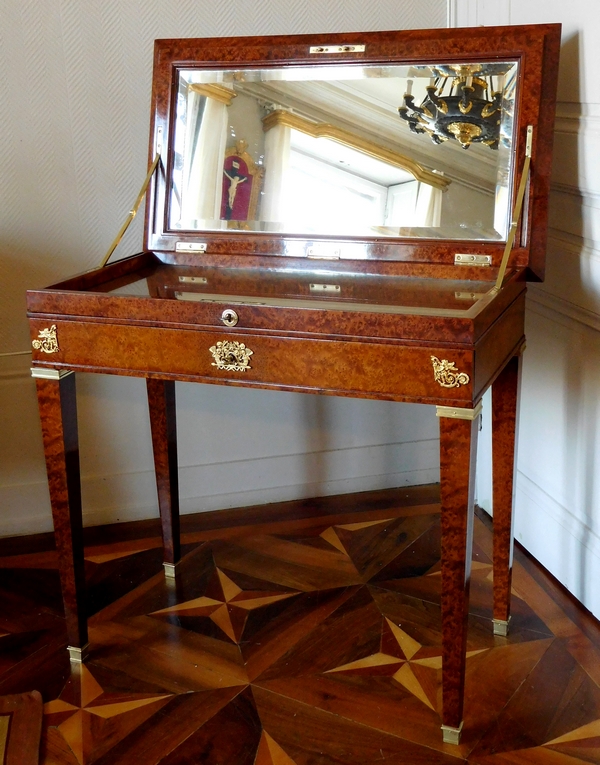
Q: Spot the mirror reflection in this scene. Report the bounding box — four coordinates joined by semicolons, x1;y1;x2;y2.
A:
169;61;517;240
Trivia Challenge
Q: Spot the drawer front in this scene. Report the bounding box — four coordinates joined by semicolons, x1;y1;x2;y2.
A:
30;320;474;403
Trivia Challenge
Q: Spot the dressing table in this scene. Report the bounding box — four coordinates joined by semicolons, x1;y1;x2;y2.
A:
27;24;560;743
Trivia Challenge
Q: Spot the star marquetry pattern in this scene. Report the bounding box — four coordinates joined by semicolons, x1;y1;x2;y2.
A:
151;567;299;643
4;496;598;764
255;731;300;765
43;665;172;765
543;718;600;761
319;518;395;557
326;617;487;711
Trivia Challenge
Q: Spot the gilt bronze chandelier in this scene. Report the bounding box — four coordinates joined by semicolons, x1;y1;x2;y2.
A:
398;63;514;150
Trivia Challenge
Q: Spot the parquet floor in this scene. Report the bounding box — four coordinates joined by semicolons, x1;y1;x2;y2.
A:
1;486;599;764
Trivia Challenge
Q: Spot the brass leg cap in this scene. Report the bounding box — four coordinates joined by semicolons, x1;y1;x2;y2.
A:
163;561;181;580
493;617;511;637
67;644;89;664
441;722;463;745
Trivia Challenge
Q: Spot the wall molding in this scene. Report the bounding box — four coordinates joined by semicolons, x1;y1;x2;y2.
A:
447;0;510;28
515;470;600;618
550;183;600;211
547;227;600;261
517;470;600;561
527;288;600;334
0;438;439;537
0;354;32;381
555;101;600;134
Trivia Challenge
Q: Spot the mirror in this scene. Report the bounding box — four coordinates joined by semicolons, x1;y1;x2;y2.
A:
168;61;518;241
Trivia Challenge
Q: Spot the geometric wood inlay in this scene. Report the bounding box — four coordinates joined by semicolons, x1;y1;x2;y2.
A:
0;490;598;764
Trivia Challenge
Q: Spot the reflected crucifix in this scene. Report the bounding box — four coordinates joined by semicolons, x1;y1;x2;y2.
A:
220;139;263;224
223;162;248;215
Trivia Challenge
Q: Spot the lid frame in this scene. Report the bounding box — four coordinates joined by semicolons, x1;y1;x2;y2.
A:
144;25;560;280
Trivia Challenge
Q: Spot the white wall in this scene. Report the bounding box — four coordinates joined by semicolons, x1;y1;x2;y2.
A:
455;0;600;618
0;0;446;536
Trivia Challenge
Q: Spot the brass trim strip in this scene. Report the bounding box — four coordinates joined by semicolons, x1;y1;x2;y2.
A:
436;402;482;420
262;110;450;191
30;368;74;380
100;153;161;268
174;291;491;318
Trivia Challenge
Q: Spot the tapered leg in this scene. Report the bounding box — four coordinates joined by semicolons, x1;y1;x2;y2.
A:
147;378;180;574
34;371;87;654
491;354;522;635
437;405;480;743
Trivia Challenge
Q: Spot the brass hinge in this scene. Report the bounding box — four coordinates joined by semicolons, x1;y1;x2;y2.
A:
178;276;208;284
310;283;341;294
306;245;340;260
454;254;492;266
309;44;365;54
176;242;207;253
454;291;486;300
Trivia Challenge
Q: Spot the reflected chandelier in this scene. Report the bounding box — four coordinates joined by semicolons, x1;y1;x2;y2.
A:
398;64;509;150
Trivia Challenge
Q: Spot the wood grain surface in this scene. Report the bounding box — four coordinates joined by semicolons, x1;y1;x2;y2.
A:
492;354;522;624
35;375;88;650
146;379;180;566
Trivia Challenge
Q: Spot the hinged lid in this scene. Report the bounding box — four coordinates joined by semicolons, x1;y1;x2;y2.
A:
144;25;560;280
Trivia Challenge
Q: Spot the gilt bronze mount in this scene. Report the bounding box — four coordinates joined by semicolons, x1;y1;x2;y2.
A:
209;340;253;371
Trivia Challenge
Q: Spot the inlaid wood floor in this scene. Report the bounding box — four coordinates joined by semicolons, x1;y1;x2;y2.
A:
1;486;599;764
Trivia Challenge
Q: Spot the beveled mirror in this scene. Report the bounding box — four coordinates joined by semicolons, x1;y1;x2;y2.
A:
169;61;517;241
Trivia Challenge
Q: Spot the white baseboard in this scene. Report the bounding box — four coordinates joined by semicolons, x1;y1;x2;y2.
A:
0;438;439;537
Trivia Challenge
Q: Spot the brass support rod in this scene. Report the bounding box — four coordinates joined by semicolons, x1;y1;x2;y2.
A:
492;126;533;293
100;153;161;268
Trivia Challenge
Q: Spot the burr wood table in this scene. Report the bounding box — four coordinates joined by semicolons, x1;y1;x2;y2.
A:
27;24;560;743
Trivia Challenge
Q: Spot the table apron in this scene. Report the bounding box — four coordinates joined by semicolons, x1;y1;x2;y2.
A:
30;320;477;403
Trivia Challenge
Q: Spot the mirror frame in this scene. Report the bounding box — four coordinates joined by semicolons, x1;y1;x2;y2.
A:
145;25;560;280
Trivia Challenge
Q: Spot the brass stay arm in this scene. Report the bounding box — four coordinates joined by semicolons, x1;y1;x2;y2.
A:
100;153;161;268
492;125;533;293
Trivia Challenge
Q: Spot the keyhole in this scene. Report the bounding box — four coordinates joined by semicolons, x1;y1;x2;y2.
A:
221;309;239;327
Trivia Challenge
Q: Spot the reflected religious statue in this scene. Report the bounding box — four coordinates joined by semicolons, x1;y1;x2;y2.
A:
220;139;263;227
223;167;246;213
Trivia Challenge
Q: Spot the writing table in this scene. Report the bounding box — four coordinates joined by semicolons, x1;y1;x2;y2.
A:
27;25;560;743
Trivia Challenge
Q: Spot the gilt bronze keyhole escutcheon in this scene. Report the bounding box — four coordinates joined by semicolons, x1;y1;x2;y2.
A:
209;340;253;371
